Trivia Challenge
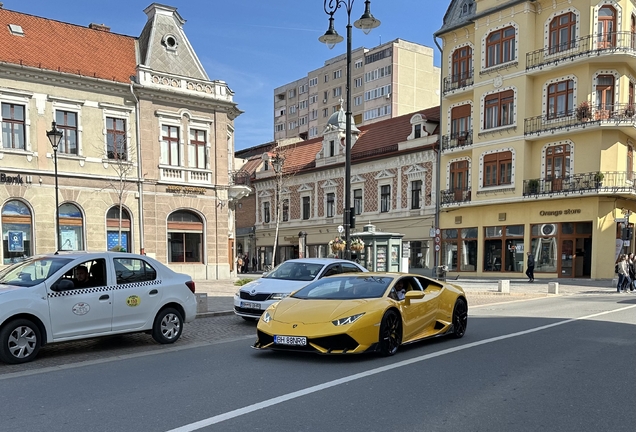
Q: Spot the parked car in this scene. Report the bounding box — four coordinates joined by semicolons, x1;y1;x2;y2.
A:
253;272;468;356
0;252;197;364
234;258;367;320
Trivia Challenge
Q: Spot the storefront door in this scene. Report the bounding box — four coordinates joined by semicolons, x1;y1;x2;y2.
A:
560;239;574;277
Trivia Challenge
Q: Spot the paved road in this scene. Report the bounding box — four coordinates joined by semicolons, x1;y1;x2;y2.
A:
1;294;634;432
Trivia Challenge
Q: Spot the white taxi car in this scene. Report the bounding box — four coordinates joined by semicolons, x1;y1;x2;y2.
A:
234;258;367;321
0;252;197;364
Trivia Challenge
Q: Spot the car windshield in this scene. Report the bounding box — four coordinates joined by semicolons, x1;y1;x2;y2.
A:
263;261;324;281
0;256;73;287
292;275;393;300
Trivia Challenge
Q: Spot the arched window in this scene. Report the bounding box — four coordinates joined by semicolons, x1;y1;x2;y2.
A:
597;6;616;49
107;206;131;252
549;12;576;54
2;200;33;264
59;203;84;251
167;210;203;263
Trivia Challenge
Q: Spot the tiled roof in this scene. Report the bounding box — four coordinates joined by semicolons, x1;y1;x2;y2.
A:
351;106;440;158
249;106;440;181
0;9;137;83
239;155;263;176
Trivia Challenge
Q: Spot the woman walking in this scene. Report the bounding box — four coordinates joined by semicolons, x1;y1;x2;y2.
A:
616;254;629;293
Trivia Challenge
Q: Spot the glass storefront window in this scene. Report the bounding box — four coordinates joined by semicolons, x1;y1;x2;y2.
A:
441;228;477;272
2;200;32;265
484;225;524;272
408;240;430;269
58;203;84;251
530;223;558;272
167;210;203;263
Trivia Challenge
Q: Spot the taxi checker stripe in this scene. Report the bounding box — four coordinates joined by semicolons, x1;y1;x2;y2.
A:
47;279;163;298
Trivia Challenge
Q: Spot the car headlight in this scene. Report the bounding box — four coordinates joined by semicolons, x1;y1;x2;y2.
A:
269;293;289;300
262;311;273;323
332;313;365;326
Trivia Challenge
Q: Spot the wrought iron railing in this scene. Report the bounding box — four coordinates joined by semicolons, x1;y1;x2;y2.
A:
526;31;636;70
440;187;471;205
523;171;636;196
441;131;473;151
525;102;636;135
442;69;474;94
231;170;252;186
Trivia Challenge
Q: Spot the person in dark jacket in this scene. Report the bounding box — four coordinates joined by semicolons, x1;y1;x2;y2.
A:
526;251;535;282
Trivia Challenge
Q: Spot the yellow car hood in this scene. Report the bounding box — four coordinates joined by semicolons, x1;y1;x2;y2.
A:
272;298;368;324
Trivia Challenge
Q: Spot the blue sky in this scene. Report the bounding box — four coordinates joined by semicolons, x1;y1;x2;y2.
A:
8;1;448;150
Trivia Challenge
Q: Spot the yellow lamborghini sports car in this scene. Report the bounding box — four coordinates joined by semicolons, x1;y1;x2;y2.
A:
253;272;468;356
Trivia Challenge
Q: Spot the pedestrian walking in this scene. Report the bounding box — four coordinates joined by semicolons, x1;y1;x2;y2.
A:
629;253;636;293
236;255;243;274
252;256;257;272
525;251;535;282
616;254;629;293
243;254;249;273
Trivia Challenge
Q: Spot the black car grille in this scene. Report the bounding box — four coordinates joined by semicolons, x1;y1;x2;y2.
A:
239;292;270;301
311;334;359;352
234;306;264;316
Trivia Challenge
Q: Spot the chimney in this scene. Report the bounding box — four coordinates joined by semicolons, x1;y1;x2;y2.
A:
89;23;110;32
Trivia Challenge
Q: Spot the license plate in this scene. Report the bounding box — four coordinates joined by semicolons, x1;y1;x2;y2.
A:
274;335;307;346
240;301;260;310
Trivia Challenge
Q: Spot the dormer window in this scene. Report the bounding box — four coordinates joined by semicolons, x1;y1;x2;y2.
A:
460;1;473;16
407;113;429;140
264;161;269;171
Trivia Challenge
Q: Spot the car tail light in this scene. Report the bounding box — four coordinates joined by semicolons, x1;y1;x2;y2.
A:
185;281;196;293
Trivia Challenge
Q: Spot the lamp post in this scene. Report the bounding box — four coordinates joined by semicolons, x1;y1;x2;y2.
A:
46;121;63;251
319;0;380;260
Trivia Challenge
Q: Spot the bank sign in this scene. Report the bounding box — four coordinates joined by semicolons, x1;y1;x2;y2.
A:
0;173;24;185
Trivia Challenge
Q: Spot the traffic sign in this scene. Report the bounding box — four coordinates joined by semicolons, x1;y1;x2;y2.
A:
434;244;440;251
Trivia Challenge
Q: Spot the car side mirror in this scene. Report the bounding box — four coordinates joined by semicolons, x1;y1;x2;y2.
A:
404;291;425;304
51;279;74;292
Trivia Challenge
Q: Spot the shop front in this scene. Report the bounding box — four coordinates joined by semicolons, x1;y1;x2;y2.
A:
439;198;627;279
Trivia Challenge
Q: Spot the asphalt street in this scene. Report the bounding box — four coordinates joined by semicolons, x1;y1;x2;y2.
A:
1;293;634;432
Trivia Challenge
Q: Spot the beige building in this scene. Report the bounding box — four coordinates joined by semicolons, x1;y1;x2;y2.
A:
0;4;245;279
238;106;439;273
435;0;636;280
274;39;441;141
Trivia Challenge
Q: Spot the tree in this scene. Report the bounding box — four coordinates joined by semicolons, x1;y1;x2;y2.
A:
267;145;297;267
96;118;137;252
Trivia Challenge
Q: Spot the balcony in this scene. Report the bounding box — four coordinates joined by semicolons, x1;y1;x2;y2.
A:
441;131;473;152
523;171;636;197
526;31;636;71
159;165;213;184
524;103;636;137
440;187;471;206
442;70;474;96
231;170;252;186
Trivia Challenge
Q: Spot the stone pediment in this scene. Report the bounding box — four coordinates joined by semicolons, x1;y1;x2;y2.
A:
298;183;313;192
405;164;427;178
321;179;338;189
375;169;395;180
351;174;365;184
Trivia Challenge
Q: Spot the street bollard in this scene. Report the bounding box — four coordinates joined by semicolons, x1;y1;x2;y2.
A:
195;293;208;314
548;282;559;294
498;280;510;293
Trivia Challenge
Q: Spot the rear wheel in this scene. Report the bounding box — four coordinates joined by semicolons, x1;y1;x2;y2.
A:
152;308;183;344
0;319;42;364
378;310;402;356
451;298;468;338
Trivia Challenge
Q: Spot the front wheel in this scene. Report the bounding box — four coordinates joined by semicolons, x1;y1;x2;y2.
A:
152;308;184;344
451;298;468;338
0;319;42;364
378;310;402;356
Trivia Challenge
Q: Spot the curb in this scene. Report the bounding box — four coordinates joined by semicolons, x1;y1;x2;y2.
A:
196;310;235;319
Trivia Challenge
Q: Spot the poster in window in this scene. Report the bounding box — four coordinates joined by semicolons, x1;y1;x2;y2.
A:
107;231;128;252
391;245;399;265
8;231;24;252
60;230;78;250
376;246;386;272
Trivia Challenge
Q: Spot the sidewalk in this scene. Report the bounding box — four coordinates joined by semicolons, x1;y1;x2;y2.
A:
192;274;619;317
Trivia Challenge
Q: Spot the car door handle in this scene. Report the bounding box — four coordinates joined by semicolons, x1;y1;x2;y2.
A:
99;294;109;300
149;289;158;295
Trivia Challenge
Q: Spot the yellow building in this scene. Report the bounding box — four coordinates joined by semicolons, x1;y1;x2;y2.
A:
435;0;635;279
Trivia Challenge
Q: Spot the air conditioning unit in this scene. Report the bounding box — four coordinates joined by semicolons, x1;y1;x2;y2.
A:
385;93;391;99
540;224;557;236
323;99;328;103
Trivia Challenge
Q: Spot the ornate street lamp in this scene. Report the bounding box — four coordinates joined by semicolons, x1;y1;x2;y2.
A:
270;153;285;266
319;0;380;260
46;121;63;251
